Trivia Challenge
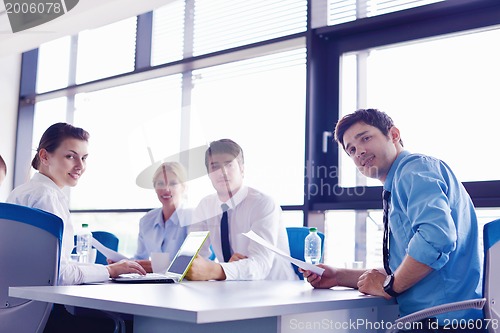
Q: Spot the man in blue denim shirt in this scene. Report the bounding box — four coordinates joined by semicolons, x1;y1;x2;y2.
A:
303;109;483;332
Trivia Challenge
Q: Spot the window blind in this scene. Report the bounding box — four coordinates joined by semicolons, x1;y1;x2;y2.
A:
151;0;186;66
193;0;307;56
328;0;445;25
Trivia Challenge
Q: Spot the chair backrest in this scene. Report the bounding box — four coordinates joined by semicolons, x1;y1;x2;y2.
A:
483;218;500;332
0;202;63;333
286;227;325;280
91;231;119;265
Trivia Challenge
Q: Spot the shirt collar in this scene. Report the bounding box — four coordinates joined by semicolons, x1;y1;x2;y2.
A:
218;185;248;210
155;207;182;227
33;172;66;193
32;172;69;205
384;150;411;191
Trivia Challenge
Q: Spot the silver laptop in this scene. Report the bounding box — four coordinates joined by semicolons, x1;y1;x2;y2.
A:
112;231;209;284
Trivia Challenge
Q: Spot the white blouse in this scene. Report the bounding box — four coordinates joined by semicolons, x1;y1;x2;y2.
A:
7;172;109;285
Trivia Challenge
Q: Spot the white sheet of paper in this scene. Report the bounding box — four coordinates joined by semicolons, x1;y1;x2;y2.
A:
242;230;325;276
91;236;128;262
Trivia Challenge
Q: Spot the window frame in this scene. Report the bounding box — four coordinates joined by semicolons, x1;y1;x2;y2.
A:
13;0;500;221
307;0;500;210
14;5;309;218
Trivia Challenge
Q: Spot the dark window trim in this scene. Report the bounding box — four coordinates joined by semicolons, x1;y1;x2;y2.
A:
308;0;500;211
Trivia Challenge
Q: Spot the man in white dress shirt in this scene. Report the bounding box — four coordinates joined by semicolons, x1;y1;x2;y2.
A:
186;139;297;281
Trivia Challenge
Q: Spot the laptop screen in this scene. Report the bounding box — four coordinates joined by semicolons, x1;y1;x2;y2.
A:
167;231;209;277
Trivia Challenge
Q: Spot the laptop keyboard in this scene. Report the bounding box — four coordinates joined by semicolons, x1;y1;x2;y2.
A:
118;273;173;279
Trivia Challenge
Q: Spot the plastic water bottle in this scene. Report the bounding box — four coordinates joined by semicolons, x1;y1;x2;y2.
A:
76;223;92;263
304;227;322;265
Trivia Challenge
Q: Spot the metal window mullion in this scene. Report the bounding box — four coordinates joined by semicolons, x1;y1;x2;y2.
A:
136;11;153;71
356;0;368;19
180;0;195;156
14;49;38;188
66;34;78;124
65;35;79;203
355;50;368;187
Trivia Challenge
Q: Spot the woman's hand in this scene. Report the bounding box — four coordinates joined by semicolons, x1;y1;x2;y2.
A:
106;259;147;278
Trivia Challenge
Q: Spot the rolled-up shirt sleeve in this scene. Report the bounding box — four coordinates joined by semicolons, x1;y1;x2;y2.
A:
59;261;110;285
397;160;457;270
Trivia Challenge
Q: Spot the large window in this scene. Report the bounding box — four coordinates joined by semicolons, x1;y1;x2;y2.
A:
190;49;307;205
16;0;500;259
72;75;183;210
340;26;500;187
29;0;308;211
323;208;500;268
310;1;500;266
21;0;308;256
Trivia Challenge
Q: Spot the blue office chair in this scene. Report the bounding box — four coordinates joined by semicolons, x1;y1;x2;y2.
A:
92;231;119;265
0;202;63;333
387;219;500;333
286;227;325;280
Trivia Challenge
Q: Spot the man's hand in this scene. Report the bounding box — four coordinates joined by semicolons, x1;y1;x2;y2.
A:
107;259;152;274
302;265;368;289
229;253;248;262
301;265;339;289
135;259;152;273
185;256;226;281
357;269;390;299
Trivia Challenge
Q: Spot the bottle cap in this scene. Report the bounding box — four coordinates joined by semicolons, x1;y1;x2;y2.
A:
82;223;89;228
309;227;317;232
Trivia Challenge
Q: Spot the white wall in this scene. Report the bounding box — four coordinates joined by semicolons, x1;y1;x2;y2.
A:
0;53;21;200
0;0;176;57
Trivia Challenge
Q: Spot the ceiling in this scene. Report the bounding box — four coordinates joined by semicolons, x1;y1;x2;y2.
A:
0;0;175;58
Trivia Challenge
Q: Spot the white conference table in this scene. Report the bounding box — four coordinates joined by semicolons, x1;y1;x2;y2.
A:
10;280;398;333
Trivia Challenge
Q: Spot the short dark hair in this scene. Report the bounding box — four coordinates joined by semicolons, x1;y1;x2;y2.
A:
334;108;403;150
204;139;244;171
32;123;90;170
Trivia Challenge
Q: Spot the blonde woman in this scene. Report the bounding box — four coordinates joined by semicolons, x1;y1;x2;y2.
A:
134;162;191;271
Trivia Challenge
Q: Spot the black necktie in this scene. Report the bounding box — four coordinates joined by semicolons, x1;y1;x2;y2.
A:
382;190;392;275
220;204;231;262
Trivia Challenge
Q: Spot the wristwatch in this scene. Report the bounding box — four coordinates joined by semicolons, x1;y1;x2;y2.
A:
383;274;401;297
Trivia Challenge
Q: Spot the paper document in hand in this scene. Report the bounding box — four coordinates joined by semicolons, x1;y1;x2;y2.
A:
91;236;128;262
242;230;324;276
